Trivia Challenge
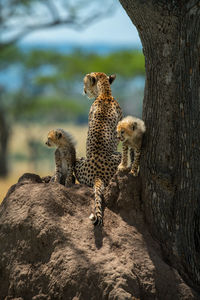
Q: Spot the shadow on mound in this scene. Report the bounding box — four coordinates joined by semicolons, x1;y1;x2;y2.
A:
0;172;198;300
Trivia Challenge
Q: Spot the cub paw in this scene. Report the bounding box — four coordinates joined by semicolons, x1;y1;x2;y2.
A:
65;182;73;188
54;178;60;183
130;165;140;177
118;163;127;171
50;175;55;182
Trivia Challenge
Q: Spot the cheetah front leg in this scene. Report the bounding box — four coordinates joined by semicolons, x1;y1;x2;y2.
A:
130;148;134;163
118;143;128;171
65;166;74;187
130;148;141;176
51;149;62;183
89;178;104;226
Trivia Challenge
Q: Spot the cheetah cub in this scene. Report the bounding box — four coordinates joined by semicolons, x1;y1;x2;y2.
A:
117;116;146;176
45;129;76;187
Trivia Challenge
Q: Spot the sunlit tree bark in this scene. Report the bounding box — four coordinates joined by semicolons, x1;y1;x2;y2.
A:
0;104;9;177
119;0;200;291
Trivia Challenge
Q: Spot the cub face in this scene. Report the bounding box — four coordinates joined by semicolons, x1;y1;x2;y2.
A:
117;122;137;142
83;72;116;99
45;129;63;147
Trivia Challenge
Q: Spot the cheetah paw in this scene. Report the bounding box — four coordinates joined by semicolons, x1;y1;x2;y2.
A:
65;181;73;188
118;164;127;171
130;166;140;177
89;213;102;226
50;176;55;182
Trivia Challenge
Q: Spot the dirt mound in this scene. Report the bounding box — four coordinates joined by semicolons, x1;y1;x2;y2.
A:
0;172;197;299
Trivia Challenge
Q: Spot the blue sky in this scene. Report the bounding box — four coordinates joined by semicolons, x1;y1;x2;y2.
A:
22;4;141;47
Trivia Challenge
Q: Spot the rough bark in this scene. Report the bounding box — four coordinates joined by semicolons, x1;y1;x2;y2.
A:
119;0;200;292
0;107;9;177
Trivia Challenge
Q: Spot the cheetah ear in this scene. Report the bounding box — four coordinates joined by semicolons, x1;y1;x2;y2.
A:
88;75;96;86
57;132;62;139
108;74;116;84
132;122;137;130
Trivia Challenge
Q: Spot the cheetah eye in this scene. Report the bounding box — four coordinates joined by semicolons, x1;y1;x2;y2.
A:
89;75;96;86
132;122;137;130
57;132;62;139
121;130;125;134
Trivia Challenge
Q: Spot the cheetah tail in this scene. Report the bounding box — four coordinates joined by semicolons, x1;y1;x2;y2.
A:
89;178;104;226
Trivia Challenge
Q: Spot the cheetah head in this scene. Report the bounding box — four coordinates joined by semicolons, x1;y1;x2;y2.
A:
117;116;146;143
83;72;116;99
45;129;63;147
117;121;138;142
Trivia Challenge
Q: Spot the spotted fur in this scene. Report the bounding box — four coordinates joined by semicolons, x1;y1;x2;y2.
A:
46;129;76;187
75;72;122;225
117;116;146;176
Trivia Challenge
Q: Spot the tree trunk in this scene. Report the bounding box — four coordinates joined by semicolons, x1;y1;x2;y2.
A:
119;0;200;292
0;107;9;177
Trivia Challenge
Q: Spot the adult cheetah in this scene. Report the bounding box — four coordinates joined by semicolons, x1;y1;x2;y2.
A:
75;72;122;225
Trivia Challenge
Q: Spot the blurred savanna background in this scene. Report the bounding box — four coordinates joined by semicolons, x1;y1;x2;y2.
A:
0;0;145;201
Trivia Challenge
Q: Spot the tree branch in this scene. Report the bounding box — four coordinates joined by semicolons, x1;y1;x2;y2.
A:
0;3;117;50
44;0;60;23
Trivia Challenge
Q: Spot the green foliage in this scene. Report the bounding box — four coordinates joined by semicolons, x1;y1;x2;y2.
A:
2;46;145;122
10;94;90;123
26;49;145;84
0;45;22;69
24;50;64;69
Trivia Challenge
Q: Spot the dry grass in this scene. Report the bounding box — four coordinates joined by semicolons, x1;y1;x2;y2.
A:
0;123;88;202
0;175;18;202
0;122;123;202
9;123;87;158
